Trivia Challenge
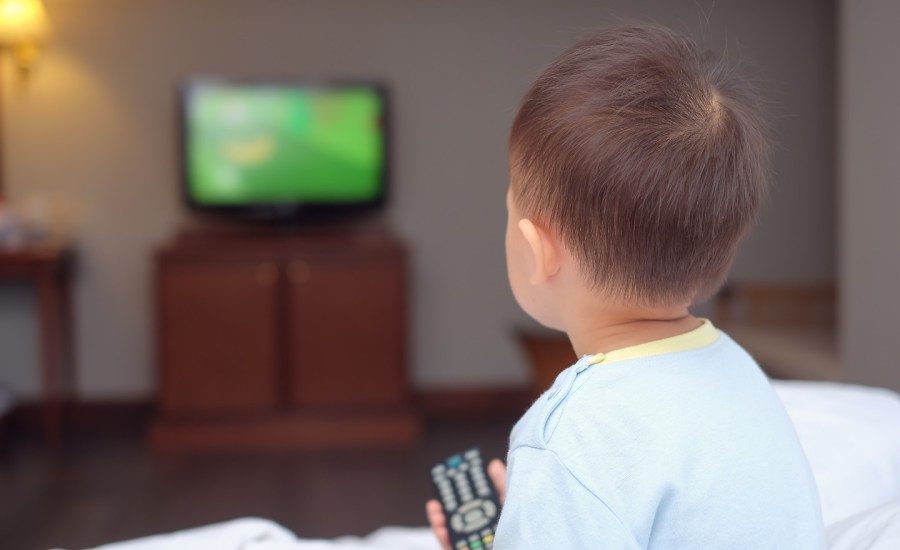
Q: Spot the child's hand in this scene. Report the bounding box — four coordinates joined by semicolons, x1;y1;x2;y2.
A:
425;458;507;550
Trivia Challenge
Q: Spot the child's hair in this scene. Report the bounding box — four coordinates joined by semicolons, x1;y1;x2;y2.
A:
509;24;768;306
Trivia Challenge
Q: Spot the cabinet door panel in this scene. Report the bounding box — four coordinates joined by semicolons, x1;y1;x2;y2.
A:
159;261;280;414
287;257;405;408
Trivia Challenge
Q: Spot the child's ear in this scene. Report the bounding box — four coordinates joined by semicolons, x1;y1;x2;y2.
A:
517;218;562;284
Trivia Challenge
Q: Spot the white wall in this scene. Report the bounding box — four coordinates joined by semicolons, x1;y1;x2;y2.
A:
0;0;835;399
839;0;900;391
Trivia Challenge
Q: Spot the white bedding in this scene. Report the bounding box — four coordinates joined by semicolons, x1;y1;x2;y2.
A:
827;499;900;550
80;381;900;550
83;521;439;550
773;381;900;526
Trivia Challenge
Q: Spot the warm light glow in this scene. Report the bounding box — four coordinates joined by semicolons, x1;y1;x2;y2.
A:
0;0;48;45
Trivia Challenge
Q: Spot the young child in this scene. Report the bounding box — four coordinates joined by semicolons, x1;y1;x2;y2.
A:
427;24;825;549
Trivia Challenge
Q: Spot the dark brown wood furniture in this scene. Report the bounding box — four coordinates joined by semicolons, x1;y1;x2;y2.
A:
150;228;419;450
519;281;841;392
714;282;840;381
517;330;575;397
0;241;75;450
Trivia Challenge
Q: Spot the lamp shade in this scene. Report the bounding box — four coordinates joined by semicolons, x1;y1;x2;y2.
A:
0;0;48;46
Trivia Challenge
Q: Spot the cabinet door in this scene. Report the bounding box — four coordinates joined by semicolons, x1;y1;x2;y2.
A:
159;261;281;414
287;256;406;408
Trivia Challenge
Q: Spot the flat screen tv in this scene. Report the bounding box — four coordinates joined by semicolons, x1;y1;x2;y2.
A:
180;78;388;222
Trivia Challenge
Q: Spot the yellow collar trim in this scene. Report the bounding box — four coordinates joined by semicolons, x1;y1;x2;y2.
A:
587;319;719;366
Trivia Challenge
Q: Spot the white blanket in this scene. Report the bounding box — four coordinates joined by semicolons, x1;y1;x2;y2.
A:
773;381;900;525
82;381;900;550
82;521;439;550
827;499;900;550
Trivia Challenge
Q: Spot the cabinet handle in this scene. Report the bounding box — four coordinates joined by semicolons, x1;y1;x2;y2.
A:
288;261;311;284
255;263;279;286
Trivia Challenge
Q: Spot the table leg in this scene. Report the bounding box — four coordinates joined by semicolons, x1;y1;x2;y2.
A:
59;264;76;400
38;266;63;451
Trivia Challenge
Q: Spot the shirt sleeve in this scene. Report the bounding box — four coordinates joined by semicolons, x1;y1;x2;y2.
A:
493;446;641;550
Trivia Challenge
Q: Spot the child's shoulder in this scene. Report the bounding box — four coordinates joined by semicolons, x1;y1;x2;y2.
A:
502;329;824;548
510;331;777;455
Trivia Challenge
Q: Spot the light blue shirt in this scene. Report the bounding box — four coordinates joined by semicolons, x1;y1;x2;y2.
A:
494;325;825;549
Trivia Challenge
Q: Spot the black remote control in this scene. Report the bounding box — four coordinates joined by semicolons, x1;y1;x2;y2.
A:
430;448;502;550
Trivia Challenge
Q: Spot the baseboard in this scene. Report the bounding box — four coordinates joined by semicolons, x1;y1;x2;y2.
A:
10;399;155;436
0;411;11;450
6;387;536;441
415;387;535;420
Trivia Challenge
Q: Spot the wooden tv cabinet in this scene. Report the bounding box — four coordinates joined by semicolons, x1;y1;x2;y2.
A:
150;228;419;450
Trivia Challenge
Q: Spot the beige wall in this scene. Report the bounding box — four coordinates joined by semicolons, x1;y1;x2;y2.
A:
839;0;900;391
0;0;835;399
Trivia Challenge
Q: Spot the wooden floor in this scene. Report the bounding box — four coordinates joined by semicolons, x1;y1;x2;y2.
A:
0;416;517;550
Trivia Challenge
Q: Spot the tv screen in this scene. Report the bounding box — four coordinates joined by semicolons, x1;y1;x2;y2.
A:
181;79;388;216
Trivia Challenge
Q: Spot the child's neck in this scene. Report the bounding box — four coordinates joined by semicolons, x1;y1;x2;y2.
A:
565;306;700;358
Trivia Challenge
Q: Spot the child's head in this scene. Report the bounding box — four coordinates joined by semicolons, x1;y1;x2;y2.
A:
506;25;768;327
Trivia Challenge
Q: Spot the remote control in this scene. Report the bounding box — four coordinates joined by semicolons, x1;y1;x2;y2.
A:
430;448;502;550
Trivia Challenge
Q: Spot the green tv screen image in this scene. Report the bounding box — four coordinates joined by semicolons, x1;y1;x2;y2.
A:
185;83;386;205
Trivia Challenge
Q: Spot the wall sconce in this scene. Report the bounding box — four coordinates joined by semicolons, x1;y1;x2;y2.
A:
0;0;49;74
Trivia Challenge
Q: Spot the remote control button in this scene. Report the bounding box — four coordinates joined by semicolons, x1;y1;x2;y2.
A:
448;455;464;468
459;463;470;471
465;449;479;459
465;508;485;523
432;465;446;476
482;500;497;518
454;478;469;495
451;513;466;532
465;515;491;532
481;529;493;537
455;542;468;550
458;499;484;514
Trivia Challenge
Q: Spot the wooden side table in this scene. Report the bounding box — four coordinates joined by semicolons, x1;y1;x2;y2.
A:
0;242;75;449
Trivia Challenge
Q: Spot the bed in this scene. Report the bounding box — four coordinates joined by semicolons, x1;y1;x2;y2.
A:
78;380;900;550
